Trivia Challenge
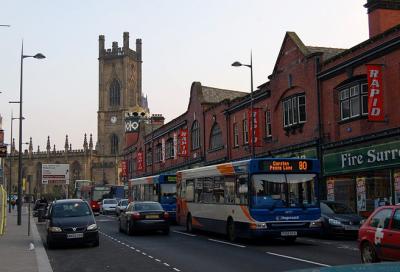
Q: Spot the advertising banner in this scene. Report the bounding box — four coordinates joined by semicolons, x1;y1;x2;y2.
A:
356;177;366;211
121;160;128;177
367;65;384;121
161;138;166;163
327;178;335;201
173;133;178;160
124;112;140;133
247;108;262;147
179;129;189;157
42;164;70;184
137;152;144;171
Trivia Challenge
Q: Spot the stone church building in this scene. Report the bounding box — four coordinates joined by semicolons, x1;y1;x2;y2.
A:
4;32;149;199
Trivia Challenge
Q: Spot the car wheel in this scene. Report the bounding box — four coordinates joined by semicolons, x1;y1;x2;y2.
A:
361;241;379;263
92;238;100;247
186;214;193;233
127;220;134;236
226;218;236;242
162;228;170;235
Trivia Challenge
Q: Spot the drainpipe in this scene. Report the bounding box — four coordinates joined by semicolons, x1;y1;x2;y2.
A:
315;55;324;201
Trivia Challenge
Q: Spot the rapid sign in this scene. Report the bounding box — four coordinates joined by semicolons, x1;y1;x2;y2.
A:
42;164;70;184
367;65;384;121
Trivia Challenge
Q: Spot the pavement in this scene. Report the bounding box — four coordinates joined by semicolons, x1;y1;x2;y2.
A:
0;204;53;272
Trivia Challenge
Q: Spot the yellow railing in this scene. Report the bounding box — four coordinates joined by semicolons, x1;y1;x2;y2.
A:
0;185;6;235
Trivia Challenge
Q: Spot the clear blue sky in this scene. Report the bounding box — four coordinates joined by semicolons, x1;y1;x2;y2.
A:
0;0;368;151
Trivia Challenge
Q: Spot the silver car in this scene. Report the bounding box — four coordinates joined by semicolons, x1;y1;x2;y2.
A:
116;199;129;216
101;199;118;215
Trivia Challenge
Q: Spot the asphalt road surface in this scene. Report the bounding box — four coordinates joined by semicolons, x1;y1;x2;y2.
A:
36;215;361;272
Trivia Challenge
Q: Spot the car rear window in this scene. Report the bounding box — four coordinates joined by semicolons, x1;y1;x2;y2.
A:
52;202;91;217
104;199;117;204
369;208;392;229
135;203;162;211
121;200;128;206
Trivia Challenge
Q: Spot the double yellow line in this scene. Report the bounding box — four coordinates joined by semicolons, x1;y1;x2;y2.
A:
0;185;6;235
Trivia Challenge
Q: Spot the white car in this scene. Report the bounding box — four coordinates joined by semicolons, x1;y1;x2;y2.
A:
116;199;129;216
101;199;118;215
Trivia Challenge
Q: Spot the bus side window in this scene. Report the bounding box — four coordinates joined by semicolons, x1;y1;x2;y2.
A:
214;176;225;204
224;176;235;204
195;178;203;203
236;175;248;205
186;179;194;202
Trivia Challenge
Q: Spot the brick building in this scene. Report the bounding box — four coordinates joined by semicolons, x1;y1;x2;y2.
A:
123;0;400;215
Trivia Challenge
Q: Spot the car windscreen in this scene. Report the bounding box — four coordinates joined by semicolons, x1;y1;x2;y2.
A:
135;203;162;211
323;202;354;214
104;199;117;204
52;202;92;217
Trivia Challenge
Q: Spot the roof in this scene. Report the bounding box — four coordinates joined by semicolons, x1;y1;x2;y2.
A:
306;46;347;61
200;86;247;104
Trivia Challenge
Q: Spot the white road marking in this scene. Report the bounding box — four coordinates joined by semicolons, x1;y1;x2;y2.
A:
155;259;161;262
173;268;180;272
164;263;170;267
208;238;246;248
148;255;154;259
142;252;147;256
266;252;331;267
172;230;197;237
136;249;141;253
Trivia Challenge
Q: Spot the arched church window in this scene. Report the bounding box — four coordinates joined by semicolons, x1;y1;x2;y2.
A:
109;79;120;107
111;134;119;155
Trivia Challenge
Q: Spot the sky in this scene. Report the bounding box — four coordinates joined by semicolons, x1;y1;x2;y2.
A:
0;0;369;152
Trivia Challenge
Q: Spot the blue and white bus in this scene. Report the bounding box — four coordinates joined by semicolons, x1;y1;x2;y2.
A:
176;158;322;241
128;175;177;220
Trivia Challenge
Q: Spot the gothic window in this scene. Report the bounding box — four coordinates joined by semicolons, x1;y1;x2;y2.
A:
210;123;223;150
191;121;200;150
109;79;121;107
111;134;119;155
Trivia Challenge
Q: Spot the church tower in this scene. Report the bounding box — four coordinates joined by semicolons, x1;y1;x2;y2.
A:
97;32;148;157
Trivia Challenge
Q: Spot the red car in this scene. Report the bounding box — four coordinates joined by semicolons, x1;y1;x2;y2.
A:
90;200;100;215
358;205;400;263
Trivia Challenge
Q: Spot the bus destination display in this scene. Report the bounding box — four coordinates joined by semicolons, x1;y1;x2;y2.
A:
259;160;312;172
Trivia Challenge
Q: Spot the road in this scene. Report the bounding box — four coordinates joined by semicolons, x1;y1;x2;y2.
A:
36;215;361;272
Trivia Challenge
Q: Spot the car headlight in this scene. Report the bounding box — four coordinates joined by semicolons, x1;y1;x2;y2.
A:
49;226;62;232
328;218;342;226
87;224;97;231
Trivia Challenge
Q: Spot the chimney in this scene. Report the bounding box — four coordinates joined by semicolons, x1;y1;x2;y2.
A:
364;0;400;37
112;41;118;52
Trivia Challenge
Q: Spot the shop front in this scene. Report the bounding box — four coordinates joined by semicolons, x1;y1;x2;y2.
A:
323;140;400;217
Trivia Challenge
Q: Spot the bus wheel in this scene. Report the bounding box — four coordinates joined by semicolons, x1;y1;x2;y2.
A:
226;218;236;242
186;214;193;233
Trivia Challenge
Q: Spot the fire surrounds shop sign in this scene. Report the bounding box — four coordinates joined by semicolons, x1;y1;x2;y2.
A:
42;164;70;185
323;140;400;175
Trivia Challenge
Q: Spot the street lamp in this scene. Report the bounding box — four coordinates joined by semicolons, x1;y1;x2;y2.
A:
16;41;45;225
232;52;255;158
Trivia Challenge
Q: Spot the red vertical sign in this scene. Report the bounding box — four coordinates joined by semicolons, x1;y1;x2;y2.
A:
137;151;144;171
248;108;262;147
179;129;189;157
121;160;127;177
367;65;384;121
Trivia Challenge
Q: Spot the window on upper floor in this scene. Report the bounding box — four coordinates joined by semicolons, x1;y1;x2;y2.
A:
265;109;272;138
146;148;152;166
339;82;368;121
191;121;200;150
109;79;120;107
210;123;223;150
165;138;175;159
242;119;248;144
233;123;239;147
110;134;119;155
155;144;162;162
283;94;306;128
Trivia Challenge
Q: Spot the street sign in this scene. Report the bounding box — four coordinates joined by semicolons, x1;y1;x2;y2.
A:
42;164;70;185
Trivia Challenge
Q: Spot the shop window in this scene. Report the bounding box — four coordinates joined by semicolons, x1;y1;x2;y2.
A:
339;82;368;121
369;208;392;229
283;94;306;128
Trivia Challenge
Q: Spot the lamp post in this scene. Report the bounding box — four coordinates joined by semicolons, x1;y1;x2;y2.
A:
232;52;255;158
7;110;24;213
16;41;45;225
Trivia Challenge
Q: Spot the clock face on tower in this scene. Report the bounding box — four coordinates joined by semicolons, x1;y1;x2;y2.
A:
110;116;117;124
